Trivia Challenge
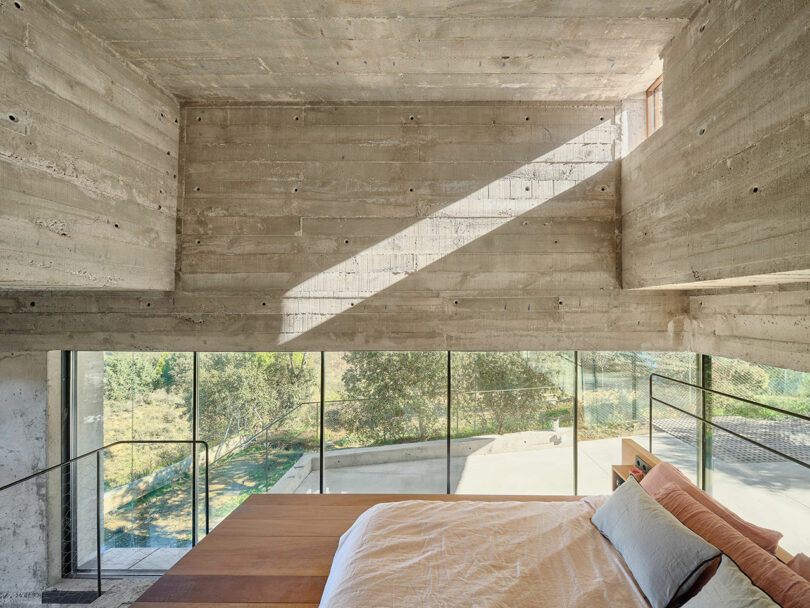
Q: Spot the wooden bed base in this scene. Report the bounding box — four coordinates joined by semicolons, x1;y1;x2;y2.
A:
134;493;579;608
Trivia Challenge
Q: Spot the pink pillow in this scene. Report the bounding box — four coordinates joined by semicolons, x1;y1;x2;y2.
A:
788;553;810;582
655;485;810;608
640;462;782;553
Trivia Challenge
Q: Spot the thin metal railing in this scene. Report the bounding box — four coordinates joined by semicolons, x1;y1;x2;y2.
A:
648;373;810;472
0;439;210;599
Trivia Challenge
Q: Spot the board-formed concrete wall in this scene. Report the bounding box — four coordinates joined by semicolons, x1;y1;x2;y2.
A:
0;1;180;290
0;102;688;352
686;286;810;373
621;0;810;290
0;352;49;602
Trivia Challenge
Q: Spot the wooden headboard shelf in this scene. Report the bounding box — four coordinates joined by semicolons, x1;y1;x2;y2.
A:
620;438;662;472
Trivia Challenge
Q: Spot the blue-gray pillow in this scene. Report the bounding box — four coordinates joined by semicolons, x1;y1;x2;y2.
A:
591;476;720;608
682;556;778;607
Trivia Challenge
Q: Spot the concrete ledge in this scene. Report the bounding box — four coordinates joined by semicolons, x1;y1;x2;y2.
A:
271;429;570;493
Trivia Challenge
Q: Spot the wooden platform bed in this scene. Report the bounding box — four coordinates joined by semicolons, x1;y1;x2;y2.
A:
135;493;579;608
133;440;801;608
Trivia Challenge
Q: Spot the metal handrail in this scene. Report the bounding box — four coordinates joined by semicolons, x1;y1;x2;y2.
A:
0;439;210;599
648;373;810;472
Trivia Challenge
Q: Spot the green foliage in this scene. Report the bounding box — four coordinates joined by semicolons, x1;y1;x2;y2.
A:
100;351;316;488
452;352;571;435
336;351;446;444
712;359;770;398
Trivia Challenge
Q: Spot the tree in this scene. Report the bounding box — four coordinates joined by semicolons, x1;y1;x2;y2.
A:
198;352;315;446
453;352;565;434
339;352;445;444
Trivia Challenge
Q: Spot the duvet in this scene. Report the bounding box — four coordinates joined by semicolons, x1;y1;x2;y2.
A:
319;498;650;608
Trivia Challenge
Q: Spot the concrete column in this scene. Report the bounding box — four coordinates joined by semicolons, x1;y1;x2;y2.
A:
0;352;49;603
74;352;105;567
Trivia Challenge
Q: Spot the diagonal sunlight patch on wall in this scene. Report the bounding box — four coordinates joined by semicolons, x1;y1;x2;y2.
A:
278;124;614;344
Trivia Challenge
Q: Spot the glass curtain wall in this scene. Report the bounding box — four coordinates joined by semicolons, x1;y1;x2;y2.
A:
73;352;193;571
701;357;810;554
198;352;320;524
323;351;447;493
450;351;575;495
73;350;808;561
577;352;700;494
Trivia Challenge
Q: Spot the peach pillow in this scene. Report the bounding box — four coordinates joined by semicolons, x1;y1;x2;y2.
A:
640;462;782;553
654;485;810;608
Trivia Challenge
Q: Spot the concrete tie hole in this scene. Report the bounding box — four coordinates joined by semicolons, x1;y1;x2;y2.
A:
14;1;22;8
409;115;415;121
409;188;414;192
525;186;530;192
146;302;151;307
752;187;759;193
30;301;35;307
454;300;459;305
195;187;200;192
196;239;201;244
114;223;119;228
344;239;349;245
601;186;606;192
196;116;202;121
261;302;267;307
699;127;706;136
599;116;605;121
525;116;530;121
294;116;299;121
9;114;17;122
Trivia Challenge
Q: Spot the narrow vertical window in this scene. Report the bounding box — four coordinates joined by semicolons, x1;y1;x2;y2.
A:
646;75;663;136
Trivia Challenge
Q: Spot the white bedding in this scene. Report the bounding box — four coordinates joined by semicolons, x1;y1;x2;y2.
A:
319;498;650;608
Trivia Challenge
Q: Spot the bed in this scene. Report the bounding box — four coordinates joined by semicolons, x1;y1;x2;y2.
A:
319;496;648;607
133;440;809;608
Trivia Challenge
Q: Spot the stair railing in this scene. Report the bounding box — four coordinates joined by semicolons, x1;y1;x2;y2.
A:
0;439;210;599
648;373;810;472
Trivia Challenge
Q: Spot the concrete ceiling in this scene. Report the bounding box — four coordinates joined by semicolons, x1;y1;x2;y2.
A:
55;1;701;102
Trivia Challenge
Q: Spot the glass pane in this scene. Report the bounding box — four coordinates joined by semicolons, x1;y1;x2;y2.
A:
579;352;699;494
706;357;810;554
451;352;575;495
198;352;319;523
708;424;810;555
75;352;193;572
323;351;447;493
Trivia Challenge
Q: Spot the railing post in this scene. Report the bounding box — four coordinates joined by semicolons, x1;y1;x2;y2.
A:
204;442;210;535
446;351;451;495
319;352;325;494
700;355;713;493
95;450;102;599
573;351;579;496
192;352;199;547
648;374;653;452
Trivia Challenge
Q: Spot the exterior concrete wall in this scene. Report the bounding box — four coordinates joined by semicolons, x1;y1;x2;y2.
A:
0;1;180;290
621;0;810;289
0;102;688;353
0;352;49;603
